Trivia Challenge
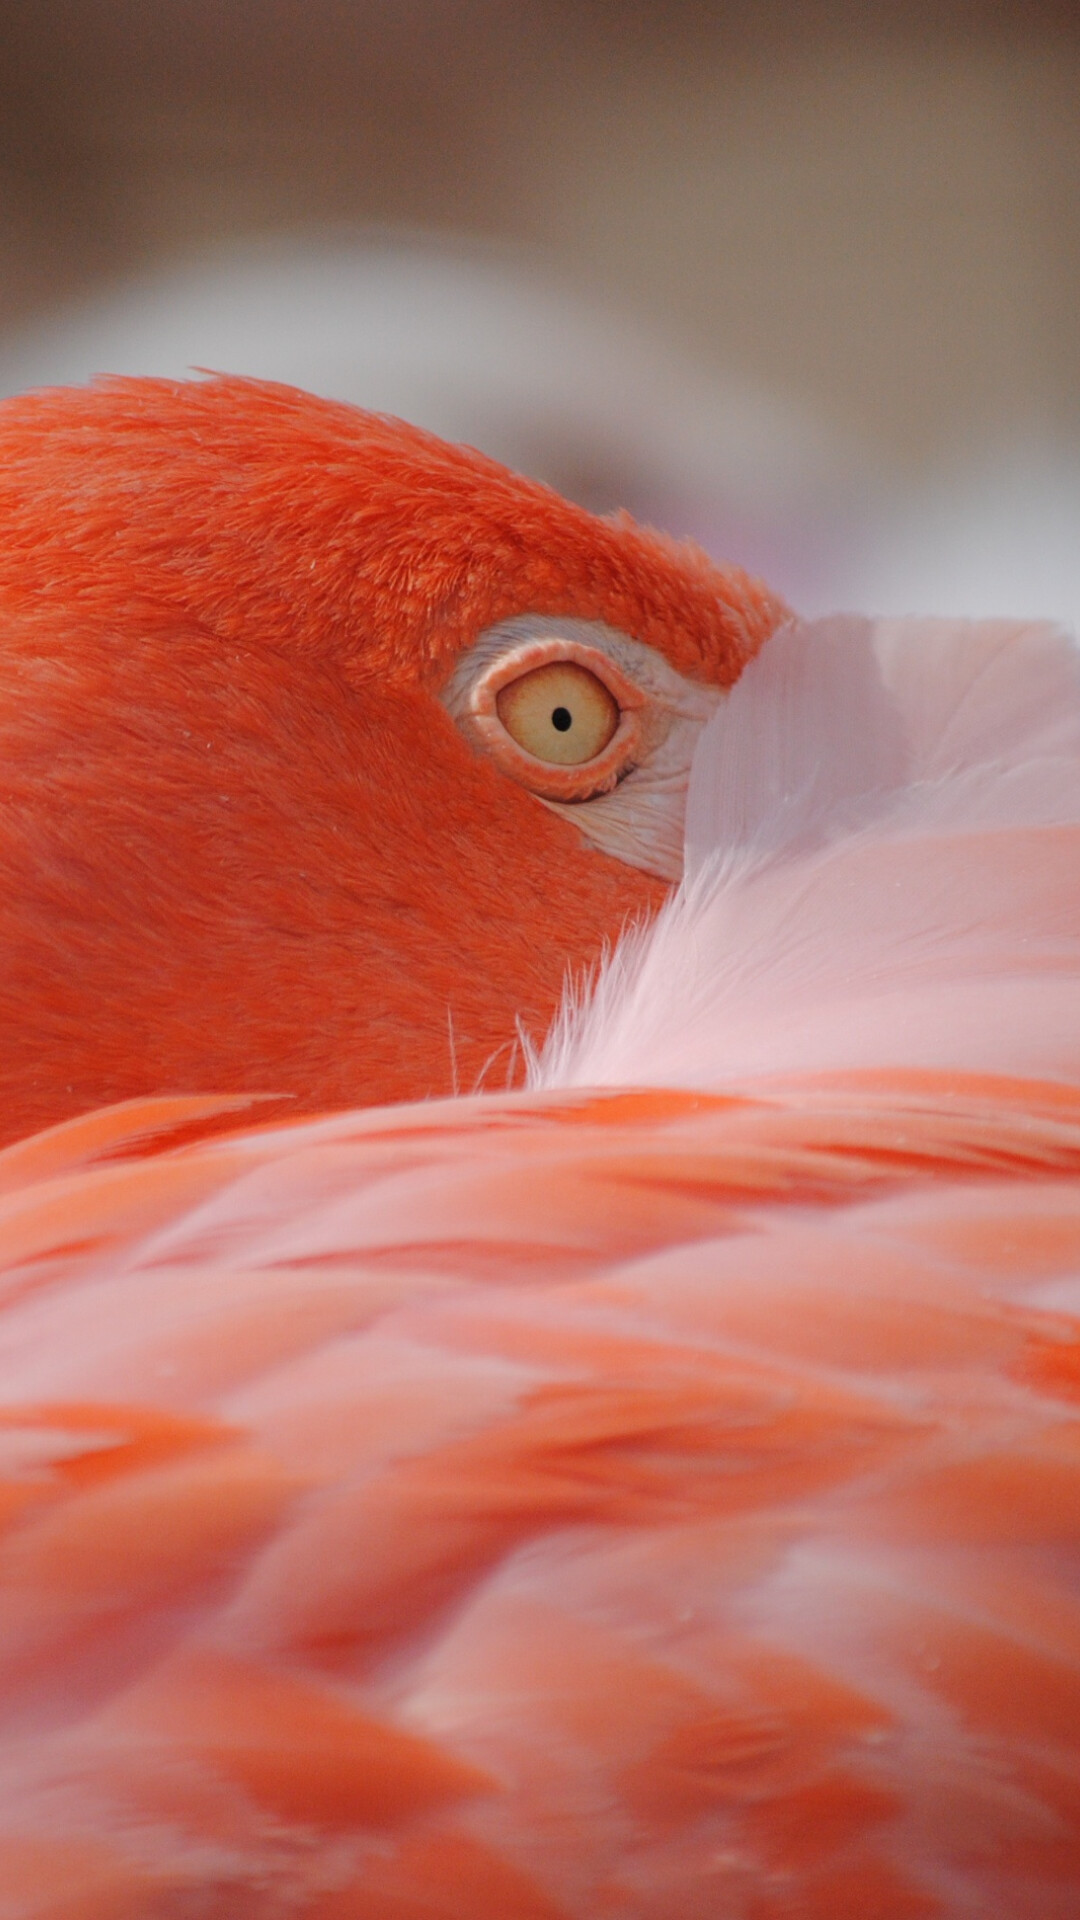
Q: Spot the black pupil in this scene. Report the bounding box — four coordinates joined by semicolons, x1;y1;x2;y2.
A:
551;706;573;732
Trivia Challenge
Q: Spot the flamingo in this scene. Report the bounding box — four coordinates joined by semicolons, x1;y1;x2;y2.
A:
0;377;1077;1918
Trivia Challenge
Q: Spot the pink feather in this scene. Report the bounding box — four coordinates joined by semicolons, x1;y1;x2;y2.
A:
0;615;1078;1917
532;614;1080;1092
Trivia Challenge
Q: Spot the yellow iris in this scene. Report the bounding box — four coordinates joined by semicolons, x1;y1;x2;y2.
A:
496;661;620;766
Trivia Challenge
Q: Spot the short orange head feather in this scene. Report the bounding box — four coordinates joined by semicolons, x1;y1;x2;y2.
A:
0;375;784;1141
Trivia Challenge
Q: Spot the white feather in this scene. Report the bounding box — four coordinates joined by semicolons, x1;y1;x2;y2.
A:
531;614;1080;1091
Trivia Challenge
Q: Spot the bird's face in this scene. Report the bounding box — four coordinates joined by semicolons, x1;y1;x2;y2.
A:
0;376;785;1138
442;612;722;882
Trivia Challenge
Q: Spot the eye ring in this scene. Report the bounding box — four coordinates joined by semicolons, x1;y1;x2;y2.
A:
467;637;646;800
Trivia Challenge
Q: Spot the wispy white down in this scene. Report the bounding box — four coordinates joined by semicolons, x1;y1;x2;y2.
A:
530;613;1080;1092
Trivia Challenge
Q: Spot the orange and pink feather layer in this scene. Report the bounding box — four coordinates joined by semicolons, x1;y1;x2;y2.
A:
0;386;1078;1919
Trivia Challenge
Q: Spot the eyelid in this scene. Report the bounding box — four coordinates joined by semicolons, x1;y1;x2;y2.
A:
466;637;646;800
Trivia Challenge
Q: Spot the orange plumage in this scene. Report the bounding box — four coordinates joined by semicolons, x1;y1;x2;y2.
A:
0;379;1077;1918
0;376;779;1144
1;1077;1079;1917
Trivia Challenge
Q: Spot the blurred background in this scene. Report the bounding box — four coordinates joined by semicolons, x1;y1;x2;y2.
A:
0;0;1078;624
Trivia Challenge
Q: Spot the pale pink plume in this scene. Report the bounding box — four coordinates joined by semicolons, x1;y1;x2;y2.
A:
0;616;1078;1918
532;614;1080;1093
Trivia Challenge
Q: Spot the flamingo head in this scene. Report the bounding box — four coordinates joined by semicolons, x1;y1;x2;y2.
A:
0;375;785;1136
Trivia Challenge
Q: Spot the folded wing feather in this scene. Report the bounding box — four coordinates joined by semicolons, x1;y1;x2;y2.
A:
532;614;1080;1092
0;616;1078;1917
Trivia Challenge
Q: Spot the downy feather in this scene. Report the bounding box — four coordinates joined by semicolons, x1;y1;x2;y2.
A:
531;614;1080;1091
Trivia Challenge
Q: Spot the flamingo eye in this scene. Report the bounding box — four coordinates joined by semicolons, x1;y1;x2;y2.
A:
495;661;620;766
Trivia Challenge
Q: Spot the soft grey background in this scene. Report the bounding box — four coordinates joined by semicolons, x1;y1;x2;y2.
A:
1;1;1077;621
